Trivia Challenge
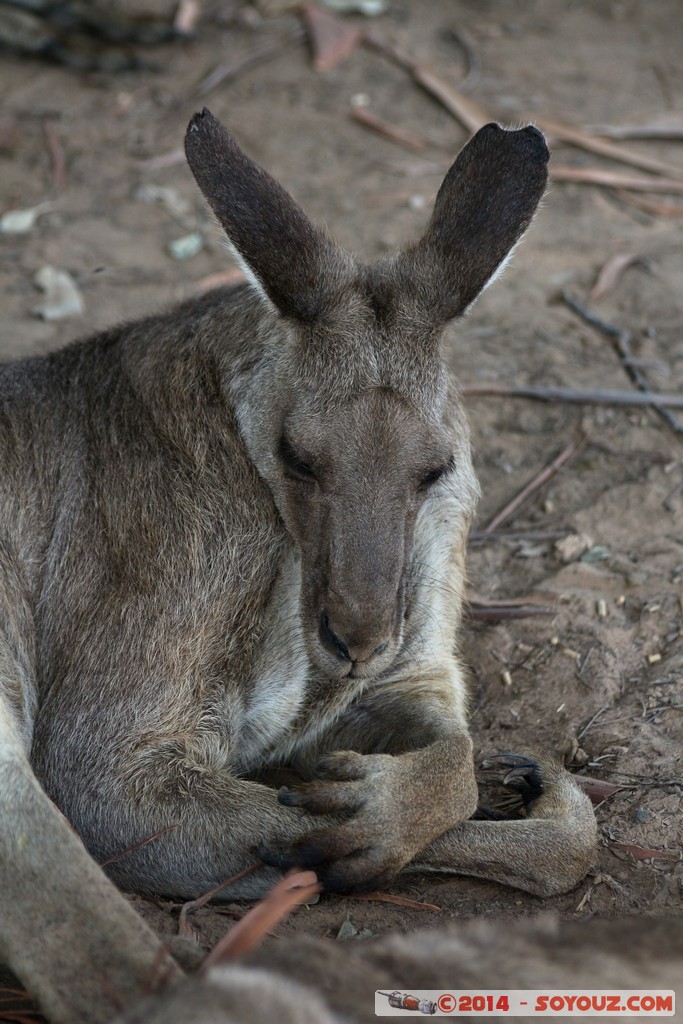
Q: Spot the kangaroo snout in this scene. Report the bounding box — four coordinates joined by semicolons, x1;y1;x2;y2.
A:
319;606;393;667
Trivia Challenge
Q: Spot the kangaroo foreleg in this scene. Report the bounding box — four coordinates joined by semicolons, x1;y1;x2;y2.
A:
410;756;597;896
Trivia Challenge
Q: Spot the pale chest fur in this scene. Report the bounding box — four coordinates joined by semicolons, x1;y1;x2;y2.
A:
228;485;470;774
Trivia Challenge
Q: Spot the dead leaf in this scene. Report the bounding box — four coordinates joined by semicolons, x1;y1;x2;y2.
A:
589;253;644;302
573;776;626;804
201;869;320;967
302;5;363;72
610;841;679;861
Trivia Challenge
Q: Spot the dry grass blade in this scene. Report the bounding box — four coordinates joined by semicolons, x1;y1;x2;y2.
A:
197;27;305;97
483;437;583;534
98;822;180;868
551;165;683;194
201;870;320;968
589;252;643;302
178;861;262;938
351;107;429;152
537;117;683;178
335;891;441;911
461;383;683;409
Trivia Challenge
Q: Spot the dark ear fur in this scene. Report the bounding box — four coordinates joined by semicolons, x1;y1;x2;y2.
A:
394;123;549;322
185;109;348;322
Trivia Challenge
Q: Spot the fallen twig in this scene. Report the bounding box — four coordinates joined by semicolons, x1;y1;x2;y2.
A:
538;117;683;178
562;293;683;434
351;107;430;151
461;383;683;410
200;869;319;968
364;32;490;134
550;165;683;194
584;119;683;141
466;593;557;621
466;603;555;622
483;437;584;534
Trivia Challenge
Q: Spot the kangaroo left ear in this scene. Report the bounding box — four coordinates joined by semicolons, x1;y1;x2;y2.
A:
394;123;549;323
185;109;351;323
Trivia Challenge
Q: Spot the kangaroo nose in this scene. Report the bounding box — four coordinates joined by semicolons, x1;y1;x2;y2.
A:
319;611;388;664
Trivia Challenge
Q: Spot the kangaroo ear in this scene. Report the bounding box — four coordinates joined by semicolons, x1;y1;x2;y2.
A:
185;109;348;322
397;123;549;322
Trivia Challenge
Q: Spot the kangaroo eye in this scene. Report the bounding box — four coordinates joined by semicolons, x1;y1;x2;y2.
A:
419;456;455;492
278;434;316;481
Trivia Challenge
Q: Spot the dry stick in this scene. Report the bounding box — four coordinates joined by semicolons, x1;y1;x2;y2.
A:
364;32;489;135
550;165;683;193
483;437;584;534
461;383;683;409
562;292;683;435
351;107;429;151
466;605;555;622
537;117;683;178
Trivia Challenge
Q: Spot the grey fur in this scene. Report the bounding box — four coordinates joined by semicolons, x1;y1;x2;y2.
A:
0;111;596;1023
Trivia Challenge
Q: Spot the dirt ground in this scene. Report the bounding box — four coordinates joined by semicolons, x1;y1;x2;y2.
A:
1;0;681;978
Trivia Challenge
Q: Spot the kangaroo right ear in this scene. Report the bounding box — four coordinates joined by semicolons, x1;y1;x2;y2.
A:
396;123;549;323
185;109;348;322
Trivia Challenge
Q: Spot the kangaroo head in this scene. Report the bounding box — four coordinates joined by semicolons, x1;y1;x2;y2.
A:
185;109;548;680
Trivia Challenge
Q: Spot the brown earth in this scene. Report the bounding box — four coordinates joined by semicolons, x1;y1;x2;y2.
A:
1;0;681;975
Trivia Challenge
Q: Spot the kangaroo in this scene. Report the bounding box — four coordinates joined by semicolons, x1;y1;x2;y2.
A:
0;110;597;1024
